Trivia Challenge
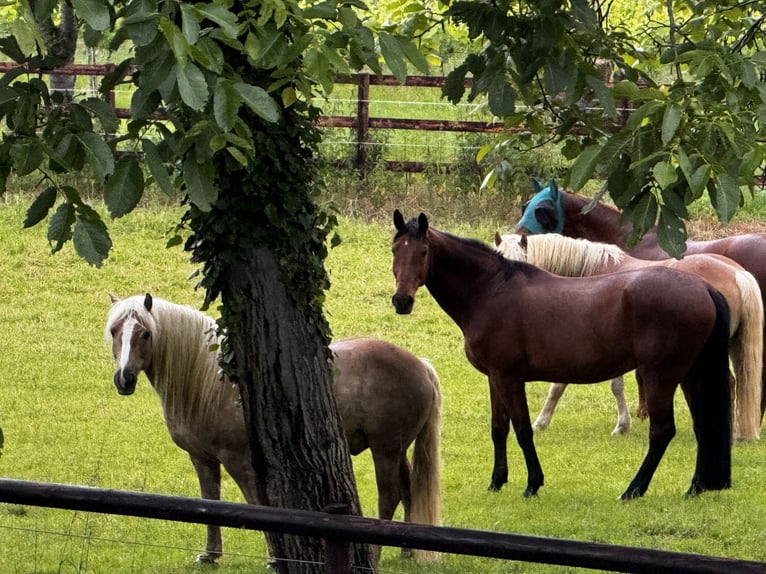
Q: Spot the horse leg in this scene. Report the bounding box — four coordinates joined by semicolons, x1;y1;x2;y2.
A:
495;374;544;497
635;376;648;419
370;450;404;560
620;379;675;500
532;382;567;430
488;381;510;491
610;376;632;435
188;455;223;562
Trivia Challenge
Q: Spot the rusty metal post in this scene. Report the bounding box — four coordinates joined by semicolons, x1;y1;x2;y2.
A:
323;504;352;574
355;73;370;169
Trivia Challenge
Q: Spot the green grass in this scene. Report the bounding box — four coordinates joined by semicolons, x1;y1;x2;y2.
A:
1;189;766;573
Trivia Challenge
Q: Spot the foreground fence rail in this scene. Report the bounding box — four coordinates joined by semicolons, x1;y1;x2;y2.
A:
0;478;764;573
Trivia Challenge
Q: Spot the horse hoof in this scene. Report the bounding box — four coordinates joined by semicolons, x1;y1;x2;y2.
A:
195;553;220;564
620;487;644;501
611;425;629;436
522;487;539;498
487;483;503;492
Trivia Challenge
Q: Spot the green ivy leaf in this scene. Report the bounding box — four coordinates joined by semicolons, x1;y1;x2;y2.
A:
23;186;57;228
233;82;279;123
73;214;112;267
105;155;144;218
74;132;115;179
177;62;209;111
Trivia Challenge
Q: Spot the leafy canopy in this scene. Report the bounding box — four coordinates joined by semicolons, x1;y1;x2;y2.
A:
1;0;431;266
442;0;766;256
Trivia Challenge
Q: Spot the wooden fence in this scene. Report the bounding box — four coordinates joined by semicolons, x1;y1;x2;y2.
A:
0;62;518;172
1;478;765;573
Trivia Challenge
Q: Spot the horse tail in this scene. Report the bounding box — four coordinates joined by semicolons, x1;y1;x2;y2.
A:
410;358;442;561
729;270;764;441
687;287;732;493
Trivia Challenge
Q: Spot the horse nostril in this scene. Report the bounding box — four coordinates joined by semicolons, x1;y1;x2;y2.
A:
114;370;138;395
392;294;414;315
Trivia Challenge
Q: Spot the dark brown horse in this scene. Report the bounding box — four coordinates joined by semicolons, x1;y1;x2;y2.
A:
106;294;442;562
516;180;766;419
392;210;732;500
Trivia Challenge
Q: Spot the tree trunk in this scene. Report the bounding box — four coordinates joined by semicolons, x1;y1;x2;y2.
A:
186;106;374;573
35;1;79;98
221;247;372;573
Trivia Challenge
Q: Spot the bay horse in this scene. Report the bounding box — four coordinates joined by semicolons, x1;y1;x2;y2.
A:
516;180;766;420
495;232;763;440
391;210;733;500
105;294;442;562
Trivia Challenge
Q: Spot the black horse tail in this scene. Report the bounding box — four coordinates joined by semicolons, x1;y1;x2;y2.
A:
686;286;733;495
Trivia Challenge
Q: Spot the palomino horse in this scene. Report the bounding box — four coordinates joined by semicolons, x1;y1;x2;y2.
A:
105;294;442;562
495;232;763;440
391;210;732;500
517;179;766;420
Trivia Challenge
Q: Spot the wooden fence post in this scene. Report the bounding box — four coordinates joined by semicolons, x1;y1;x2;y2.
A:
355;73;370;169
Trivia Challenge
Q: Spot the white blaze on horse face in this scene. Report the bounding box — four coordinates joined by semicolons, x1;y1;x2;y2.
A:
118;318;138;372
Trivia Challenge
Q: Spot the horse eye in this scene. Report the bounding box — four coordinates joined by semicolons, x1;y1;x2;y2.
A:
141;331;151;340
110;327;117;336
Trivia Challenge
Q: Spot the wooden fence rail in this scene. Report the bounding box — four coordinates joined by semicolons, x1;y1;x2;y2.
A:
0;62;514;171
0;478;765;573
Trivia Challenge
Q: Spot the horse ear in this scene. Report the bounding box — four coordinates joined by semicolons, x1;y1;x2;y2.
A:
531;178;543;193
393;209;405;230
143;293;153;312
417;213;429;233
519;234;528;250
109;293;120;304
494;231;502;246
549;179;559;198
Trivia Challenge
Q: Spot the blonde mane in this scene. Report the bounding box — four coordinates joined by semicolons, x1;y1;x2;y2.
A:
496;233;624;276
105;296;231;424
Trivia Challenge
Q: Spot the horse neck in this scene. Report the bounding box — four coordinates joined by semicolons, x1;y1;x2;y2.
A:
425;230;504;326
563;194;632;248
150;305;225;425
525;235;624;276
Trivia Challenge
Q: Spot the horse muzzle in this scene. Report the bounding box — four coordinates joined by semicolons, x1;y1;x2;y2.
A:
392;293;414;315
113;369;137;395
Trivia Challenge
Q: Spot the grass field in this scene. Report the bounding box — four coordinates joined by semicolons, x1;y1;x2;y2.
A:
1;188;766;573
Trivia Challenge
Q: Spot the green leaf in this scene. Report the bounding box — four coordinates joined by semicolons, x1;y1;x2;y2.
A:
233;82;279;123
73;214;112;267
74;132;115;179
183;156;217;211
104;155;144;218
713;173;740;222
47;202;76;254
626;193;658;246
23;186;57;228
652;161;677;189
661;104;682;144
193;4;240;39
398;37;430;75
442;65;468;104
180;4;200;45
569;144;602;190
656;206;687;258
10;141;43;176
214;81;239;131
488;78;515;117
79;98;120;133
70;0;110;31
379;32;407;84
689;163;711;198
177;62;209;111
130;87;162;122
159;17;190;66
142;139;175;196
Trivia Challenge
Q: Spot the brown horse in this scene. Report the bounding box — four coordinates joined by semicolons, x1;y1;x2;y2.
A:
495;232;763;440
105;294;441;562
392;210;732;500
516;180;766;420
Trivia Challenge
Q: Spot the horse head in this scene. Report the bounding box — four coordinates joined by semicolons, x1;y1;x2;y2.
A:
106;293;155;395
392;209;430;315
517;179;565;234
